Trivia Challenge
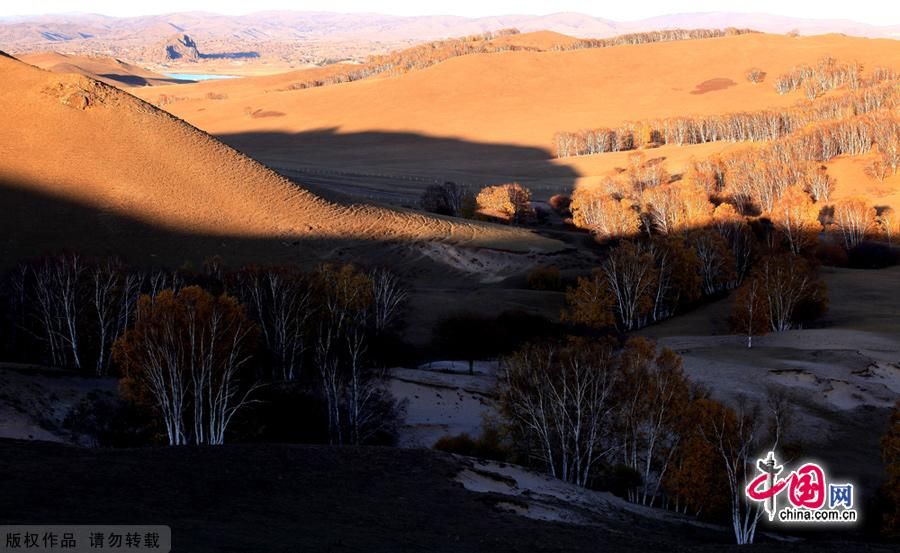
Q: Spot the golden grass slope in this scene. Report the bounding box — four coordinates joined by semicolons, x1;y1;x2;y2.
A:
130;32;900;202
18;52;183;87
0;54;562;269
134;32;900;149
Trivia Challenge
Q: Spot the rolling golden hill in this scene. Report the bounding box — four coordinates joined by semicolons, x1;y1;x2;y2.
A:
17;51;185;87
0;52;562;271
130;32;900;203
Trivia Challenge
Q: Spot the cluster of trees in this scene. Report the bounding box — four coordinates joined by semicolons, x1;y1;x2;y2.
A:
366;28;524;75
550;28;756;52
279;28;758;94
553;80;898;157
731;254;827;346
568;116;897;259
560;228;796;334
1;255;163;376
773;56;864;98
475;183;534;223
0;255;409;447
567;161;841;336
499;337;793;544
114;287;258;446
719;113;898;214
419;181;475;217
282;29;527;91
571;154;717;239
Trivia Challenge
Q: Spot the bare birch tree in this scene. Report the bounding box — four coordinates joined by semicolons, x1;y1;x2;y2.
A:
370;268;408;334
233;265;312;381
501;340;619;487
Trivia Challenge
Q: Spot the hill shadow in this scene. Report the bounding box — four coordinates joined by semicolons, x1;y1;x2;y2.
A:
0;177;577;344
0;177;469;274
217;128;580;204
98;74;191;87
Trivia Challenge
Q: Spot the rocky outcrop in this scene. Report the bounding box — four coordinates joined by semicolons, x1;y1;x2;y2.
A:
164;33;200;61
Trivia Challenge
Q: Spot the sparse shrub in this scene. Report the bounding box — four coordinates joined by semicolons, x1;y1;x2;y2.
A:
866;158;889;182
420;181;470;217
64;391;155;447
548;194;572;216
745;68;765;84
526;265;562;291
434;426;510;462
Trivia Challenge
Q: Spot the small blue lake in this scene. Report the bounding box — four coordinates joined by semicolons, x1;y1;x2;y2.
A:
164;73;240;81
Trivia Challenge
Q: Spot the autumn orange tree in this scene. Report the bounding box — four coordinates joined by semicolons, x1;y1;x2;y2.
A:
873;108;900;174
570;188;641;240
113;286;259;446
615;338;693;506
312;263;375;445
663;398;731;517
695;397;773;544
565;232;740;331
643;181;714;235
625;153;671;196
562;269;615;330
554;80;898;158
767;185;821;254
803;164;835;202
687;156;727;198
745;67;765;84
231;264;312;382
476;182;534;223
570;188;641;241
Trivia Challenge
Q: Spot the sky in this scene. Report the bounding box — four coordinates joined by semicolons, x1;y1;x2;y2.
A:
3;0;899;26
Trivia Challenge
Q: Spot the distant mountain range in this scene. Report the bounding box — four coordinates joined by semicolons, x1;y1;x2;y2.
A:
0;10;898;48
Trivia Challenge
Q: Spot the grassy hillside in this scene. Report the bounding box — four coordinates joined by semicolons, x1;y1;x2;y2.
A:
129;32;900;202
0;53;562;271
